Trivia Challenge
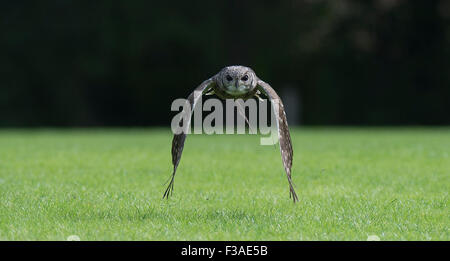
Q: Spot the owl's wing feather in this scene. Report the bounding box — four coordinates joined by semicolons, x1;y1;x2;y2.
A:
257;79;298;203
163;78;215;199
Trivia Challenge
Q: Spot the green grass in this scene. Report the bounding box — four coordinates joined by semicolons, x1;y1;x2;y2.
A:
0;128;448;240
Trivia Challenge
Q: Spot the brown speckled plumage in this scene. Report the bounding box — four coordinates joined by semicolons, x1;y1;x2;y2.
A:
164;65;298;202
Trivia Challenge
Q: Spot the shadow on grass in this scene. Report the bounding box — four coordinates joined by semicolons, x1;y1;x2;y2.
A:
58;202;260;224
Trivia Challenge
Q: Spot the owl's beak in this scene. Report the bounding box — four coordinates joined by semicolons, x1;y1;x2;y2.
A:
235;80;240;90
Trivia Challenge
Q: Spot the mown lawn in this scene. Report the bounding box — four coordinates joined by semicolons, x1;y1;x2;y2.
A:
0;128;448;240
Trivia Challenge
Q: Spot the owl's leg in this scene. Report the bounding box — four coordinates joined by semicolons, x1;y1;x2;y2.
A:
205;89;215;96
255;91;265;102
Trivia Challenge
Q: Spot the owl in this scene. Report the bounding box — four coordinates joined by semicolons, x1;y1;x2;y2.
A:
164;65;298;202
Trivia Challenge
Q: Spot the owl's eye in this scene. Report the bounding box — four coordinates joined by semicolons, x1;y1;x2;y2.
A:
226;75;233;81
241;75;249;81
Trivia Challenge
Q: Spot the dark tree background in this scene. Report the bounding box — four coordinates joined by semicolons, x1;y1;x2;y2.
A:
1;0;449;127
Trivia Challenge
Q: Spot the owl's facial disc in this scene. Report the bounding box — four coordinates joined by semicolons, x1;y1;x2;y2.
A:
223;72;252;95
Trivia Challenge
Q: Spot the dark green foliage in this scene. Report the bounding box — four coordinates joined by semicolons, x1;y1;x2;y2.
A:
0;1;448;126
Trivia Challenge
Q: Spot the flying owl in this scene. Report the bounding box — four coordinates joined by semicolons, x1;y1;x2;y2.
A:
164;65;298;202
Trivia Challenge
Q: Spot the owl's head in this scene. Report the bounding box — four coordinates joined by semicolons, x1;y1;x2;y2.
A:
217;65;257;96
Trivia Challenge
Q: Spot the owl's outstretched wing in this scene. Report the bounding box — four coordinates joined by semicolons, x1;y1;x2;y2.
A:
257;79;298;203
163;78;215;199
